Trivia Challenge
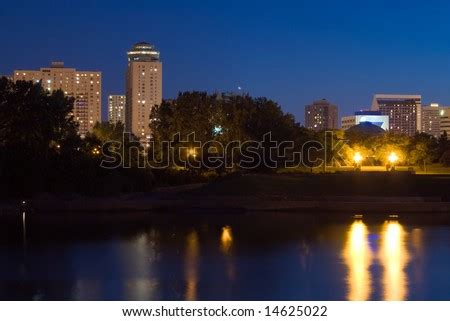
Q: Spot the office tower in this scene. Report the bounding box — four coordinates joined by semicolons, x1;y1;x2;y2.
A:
371;94;421;136
439;106;450;136
305;99;338;131
420;103;440;137
108;95;126;124
341;110;389;131
125;42;162;140
13;62;101;137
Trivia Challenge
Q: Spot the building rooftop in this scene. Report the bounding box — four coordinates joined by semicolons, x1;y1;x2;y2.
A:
50;61;65;68
355;110;382;116
127;42;160;62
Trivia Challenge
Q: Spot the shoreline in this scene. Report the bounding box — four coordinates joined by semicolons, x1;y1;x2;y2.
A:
2;195;450;215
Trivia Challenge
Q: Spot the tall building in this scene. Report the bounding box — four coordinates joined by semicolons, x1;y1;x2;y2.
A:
108;95;126;124
371;94;421;136
125;42;162;140
341;110;389;131
304;99;338;131
439;106;450;136
420;103;440;137
13;62;101;136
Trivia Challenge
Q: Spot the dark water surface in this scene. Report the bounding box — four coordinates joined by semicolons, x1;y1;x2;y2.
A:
1;212;450;300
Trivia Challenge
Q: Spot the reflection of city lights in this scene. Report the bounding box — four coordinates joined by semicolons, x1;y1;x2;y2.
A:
380;221;410;301
220;226;235;282
185;231;199;301
342;221;373;301
220;226;233;254
122;230;159;300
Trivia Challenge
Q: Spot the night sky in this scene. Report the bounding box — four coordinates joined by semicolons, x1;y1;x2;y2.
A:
2;0;450;123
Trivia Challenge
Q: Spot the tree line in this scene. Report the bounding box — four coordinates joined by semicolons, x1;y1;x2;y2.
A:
2;78;450;197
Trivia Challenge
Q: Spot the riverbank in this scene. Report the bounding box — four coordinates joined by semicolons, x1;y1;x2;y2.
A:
3;173;450;216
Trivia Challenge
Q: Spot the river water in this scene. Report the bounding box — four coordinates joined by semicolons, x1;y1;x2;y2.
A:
1;213;450;300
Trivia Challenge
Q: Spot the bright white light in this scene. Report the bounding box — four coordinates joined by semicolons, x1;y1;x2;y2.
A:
354;152;363;164
388;152;398;164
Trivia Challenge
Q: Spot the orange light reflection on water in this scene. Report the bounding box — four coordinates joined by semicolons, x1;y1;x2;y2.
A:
342;221;373;300
380;221;410;301
185;231;199;301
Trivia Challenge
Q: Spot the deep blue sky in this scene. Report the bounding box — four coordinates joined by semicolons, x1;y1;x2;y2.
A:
2;0;450;123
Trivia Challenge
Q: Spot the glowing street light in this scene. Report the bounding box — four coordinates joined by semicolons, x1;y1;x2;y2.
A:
388;152;398;171
187;148;197;158
354;152;363;164
388;152;398;164
353;152;363;170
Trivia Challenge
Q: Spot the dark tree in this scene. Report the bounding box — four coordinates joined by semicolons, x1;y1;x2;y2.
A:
0;78;79;195
150;91;307;171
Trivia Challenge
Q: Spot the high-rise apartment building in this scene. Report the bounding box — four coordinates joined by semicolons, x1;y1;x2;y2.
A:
13;62;101;136
125;42;162;140
371;94;421;136
108;95;126;124
420;103;440;137
304;99;338;131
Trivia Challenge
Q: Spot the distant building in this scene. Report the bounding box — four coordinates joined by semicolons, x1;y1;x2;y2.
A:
305;99;338;131
125;42;162;140
108;95;126;124
13;62;102;137
341;110;389;131
341;115;356;131
439;106;450;136
420;103;440;137
371;94;421;136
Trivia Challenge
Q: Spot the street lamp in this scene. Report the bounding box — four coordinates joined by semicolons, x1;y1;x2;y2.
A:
388;152;398;171
188;148;197;158
353;152;363;170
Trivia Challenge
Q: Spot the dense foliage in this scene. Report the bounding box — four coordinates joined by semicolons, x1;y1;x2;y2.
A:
0;79;153;197
150;92;316;171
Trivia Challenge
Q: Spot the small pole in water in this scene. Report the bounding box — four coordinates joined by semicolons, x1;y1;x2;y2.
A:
22;211;27;246
20;200;27;247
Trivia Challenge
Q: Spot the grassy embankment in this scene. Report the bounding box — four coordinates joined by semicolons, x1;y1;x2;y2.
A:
194;172;450;199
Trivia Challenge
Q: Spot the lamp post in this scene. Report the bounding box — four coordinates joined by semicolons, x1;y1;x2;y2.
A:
388;152;398;171
353;152;363;171
188;148;197;158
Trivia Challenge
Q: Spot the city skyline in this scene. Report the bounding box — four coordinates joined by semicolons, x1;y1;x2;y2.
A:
6;57;450;137
7;57;450;134
4;1;450;125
